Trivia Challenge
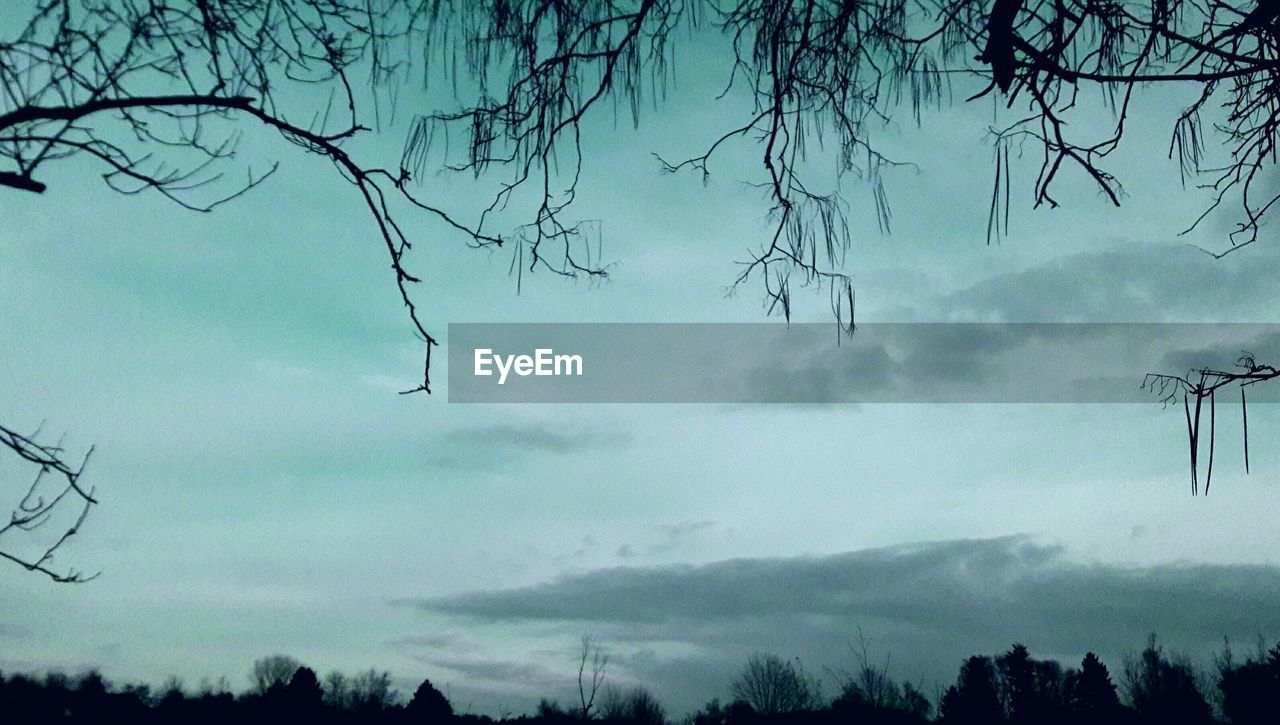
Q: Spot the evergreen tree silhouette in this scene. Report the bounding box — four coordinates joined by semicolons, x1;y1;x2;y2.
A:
996;644;1035;722
939;656;1004;724
286;666;325;715
1067;652;1121;720
407;678;454;723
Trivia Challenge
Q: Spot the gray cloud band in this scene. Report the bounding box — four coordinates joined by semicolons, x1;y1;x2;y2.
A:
447;323;1280;403
396;537;1280;712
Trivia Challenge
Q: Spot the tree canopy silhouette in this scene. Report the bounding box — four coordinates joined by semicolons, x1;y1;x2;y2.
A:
1218;639;1280;725
1122;635;1214;724
2;636;1276;724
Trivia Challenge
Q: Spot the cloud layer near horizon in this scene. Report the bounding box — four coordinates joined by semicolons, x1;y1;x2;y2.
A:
396;536;1280;714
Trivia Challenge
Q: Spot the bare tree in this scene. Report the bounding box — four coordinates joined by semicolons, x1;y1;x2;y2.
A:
832;630;931;718
422;0;1280;500
7;0;1280;559
350;668;398;712
598;686;629;721
0;423;96;582
578;635;609;718
0;0;582;402
833;630;898;710
250;654;302;695
0;1;500;582
8;2;1279;395
323;670;351;709
731;652;820;715
599;685;666;725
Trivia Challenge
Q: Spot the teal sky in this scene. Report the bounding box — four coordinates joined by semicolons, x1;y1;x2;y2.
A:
4;23;1280;717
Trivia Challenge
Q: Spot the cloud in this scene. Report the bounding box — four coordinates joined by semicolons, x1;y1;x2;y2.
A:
396;537;1280;714
445;424;630;453
408;654;566;695
0;623;33;641
939;242;1280;324
655;521;716;538
432;423;632;470
553;535;603;565
732;321;1280;404
442;319;1280;404
613;522;718;561
389;636;577;705
646;521;717;555
389;632;481;654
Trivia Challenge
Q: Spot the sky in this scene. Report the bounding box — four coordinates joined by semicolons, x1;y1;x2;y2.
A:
3;13;1280;719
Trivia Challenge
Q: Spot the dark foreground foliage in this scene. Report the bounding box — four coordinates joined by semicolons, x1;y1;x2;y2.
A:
3;636;1279;724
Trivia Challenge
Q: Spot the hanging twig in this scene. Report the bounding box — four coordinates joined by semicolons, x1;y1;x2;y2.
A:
1242;386;1250;475
1204;388;1216;495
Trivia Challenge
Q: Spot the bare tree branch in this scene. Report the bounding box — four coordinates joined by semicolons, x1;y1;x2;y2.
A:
577;635;609;718
0;423;98;583
1144;354;1280;495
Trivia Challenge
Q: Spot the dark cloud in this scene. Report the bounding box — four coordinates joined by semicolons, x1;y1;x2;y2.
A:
738;322;1280;404
414;536;1279;629
940;243;1280;324
443;315;1280;404
396;537;1280;714
729;243;1280;404
1156;329;1280;376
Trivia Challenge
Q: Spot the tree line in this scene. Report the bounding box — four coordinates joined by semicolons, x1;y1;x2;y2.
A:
3;634;1279;724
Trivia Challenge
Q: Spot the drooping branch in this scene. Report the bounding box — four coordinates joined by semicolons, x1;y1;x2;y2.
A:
974;0;1280;252
0;2;519;397
9;1;1280;396
1144;354;1280;495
